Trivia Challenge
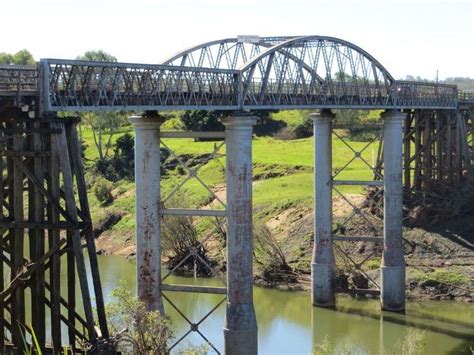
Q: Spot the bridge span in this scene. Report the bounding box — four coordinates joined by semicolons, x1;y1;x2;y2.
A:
0;35;473;354
0;35;465;114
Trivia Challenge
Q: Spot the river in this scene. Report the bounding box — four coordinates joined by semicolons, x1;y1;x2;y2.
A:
78;254;473;354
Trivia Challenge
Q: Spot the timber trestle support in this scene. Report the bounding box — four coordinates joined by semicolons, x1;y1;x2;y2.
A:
0;111;111;352
375;109;473;211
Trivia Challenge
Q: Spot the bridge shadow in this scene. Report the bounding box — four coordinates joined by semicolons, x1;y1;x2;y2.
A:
318;302;474;341
421;216;474;251
404;209;474;252
310;302;474;355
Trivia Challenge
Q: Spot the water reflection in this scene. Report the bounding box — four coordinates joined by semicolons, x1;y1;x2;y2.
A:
91;255;474;353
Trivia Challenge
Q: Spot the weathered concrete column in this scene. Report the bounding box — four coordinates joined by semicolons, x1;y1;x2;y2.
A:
129;112;166;313
381;109;405;312
222;114;258;355
311;109;336;307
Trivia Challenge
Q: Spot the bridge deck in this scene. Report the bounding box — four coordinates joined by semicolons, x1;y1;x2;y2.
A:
0;60;470;113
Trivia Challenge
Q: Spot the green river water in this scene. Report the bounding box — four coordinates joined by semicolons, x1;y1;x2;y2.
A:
29;253;473;354
87;255;473;354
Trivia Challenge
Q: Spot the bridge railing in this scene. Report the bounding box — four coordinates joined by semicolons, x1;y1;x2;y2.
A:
458;90;474;104
0;60;461;111
41;59;240;112
242;79;394;108
394;81;458;108
242;79;458;109
0;65;37;103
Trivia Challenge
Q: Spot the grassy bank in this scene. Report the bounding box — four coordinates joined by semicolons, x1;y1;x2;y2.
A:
84;125;377;231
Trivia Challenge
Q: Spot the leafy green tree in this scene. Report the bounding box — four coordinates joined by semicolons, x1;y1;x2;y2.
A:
181;110;225;132
95;133;136;182
181;109;284;137
12;49;35;65
0;53;13;65
76;50;123;162
252;109;284;136
0;49;35;65
77;50;117;62
82;111;128;160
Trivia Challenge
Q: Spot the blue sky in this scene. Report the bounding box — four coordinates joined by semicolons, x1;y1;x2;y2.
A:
2;0;472;79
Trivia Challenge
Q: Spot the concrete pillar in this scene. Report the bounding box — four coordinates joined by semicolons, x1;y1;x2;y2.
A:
129;112;166;313
380;109;405;312
222;114;258;355
310;109;336;307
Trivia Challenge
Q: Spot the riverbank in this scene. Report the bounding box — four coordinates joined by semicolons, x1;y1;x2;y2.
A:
94;201;473;303
83;120;472;304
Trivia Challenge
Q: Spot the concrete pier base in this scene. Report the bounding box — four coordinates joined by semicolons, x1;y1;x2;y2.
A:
380;110;406;312
381;266;406;312
130;112;166;314
224;304;258;354
222;114;258;355
311;110;336;308
311;263;336;307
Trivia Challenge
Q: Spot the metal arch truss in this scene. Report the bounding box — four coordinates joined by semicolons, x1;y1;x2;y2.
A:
331;125;384;292
162;36;298;69
0;36;463;113
159;131;227;353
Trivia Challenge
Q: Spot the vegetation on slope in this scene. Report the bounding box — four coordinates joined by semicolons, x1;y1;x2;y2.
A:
77;104;472;301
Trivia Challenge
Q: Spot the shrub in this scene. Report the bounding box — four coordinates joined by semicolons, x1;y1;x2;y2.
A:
392;328;426;355
105;281;173;354
94;133;171;181
161;214;215;276
273;126;296;140
253;223;296;282
253;110;286;136
181;110;225;133
160;194;217;276
293;118;313;138
93;177;114;205
95;133;135;181
180;109;285;137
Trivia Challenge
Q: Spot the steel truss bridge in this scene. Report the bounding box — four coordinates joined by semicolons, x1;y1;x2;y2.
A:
0;35;473;353
0;35;472;114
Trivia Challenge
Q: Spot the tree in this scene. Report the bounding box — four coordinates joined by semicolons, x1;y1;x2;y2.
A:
77;50;117;62
12;50;35;65
95;133;137;182
0;53;13;65
82;111;128;160
0;49;35;65
180;110;225;132
180;109;284;137
76;50;123;162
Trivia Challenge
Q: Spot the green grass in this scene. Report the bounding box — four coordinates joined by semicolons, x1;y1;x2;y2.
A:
81;123;379;231
270;110;311;127
423;269;470;286
254;173;313;207
408;268;470;287
366;258;381;270
79;124;133;162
